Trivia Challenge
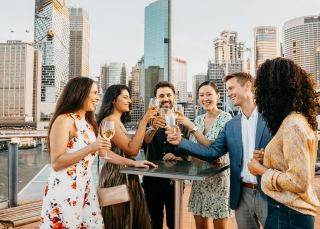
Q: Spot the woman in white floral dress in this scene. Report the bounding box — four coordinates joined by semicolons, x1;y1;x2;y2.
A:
40;77;155;228
176;81;232;229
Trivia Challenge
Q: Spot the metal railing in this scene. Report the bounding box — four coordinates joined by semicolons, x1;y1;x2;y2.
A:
0;134;47;207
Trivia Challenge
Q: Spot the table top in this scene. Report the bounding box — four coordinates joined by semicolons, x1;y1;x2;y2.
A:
120;160;229;181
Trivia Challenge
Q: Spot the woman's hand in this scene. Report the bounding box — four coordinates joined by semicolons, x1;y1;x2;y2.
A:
253;149;264;164
176;115;194;130
90;135;111;152
166;126;182;145
131;160;158;168
248;158;267;176
142;107;157;124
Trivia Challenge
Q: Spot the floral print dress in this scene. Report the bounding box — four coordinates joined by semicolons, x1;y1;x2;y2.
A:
39;113;104;229
188;111;233;219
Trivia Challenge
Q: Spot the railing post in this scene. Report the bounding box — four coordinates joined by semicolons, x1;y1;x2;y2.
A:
8;142;18;207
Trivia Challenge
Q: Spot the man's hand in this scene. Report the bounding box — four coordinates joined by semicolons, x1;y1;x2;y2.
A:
253;149;264;164
163;153;176;161
248;158;267;176
166;127;182;145
152;115;166;130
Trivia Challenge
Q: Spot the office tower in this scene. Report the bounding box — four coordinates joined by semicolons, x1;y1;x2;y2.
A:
208;30;243;114
34;0;69;120
315;47;320;87
0;41;36;125
33;50;42;126
69;7;90;78
283;15;320;77
254;26;279;72
100;62;126;91
143;0;169;98
129;59;145;123
192;74;207;105
171;58;187;103
144;66;164;109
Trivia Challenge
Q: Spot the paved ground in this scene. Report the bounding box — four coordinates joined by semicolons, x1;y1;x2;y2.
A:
3;176;320;229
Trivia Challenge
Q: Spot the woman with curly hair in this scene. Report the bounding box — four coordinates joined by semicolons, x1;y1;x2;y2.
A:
248;57;320;229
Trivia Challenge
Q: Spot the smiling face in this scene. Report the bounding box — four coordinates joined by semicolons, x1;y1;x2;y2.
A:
82;83;99;112
114;89;132;113
156;86;175;109
225;77;253;107
198;85;220;111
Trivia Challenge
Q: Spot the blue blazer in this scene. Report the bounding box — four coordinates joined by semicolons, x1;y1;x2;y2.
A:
177;113;272;209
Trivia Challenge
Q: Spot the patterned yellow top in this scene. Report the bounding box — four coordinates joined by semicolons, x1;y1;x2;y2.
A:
261;112;320;216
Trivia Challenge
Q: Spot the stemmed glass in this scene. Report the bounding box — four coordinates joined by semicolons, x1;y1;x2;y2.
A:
148;98;159;127
174;104;184;118
165;112;178;134
99;120;115;159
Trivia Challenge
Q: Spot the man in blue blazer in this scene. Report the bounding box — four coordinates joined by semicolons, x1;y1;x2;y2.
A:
167;72;272;229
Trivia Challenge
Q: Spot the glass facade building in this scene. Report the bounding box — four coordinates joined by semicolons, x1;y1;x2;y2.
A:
283;15;320;77
143;0;169;98
69;7;90;79
34;0;69;111
254;26;279;72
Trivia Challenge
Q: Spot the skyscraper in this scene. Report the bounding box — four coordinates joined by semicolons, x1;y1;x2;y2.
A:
192;73;207;105
0;41;38;125
283;15;320;76
144;66;164;109
143;0;169;98
99;62;126;91
315;46;320;87
254;26;279;71
172;58;187;103
69;7;90;78
208;30;243;114
34;0;69;120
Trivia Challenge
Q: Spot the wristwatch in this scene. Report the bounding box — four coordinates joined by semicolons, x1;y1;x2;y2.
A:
190;126;198;134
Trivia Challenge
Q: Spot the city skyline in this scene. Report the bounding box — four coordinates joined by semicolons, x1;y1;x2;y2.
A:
0;0;320;91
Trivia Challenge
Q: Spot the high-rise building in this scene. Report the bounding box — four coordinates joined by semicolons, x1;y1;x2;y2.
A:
283;15;320;76
34;0;69;120
100;62;126;91
192;73;207;105
33;50;42;126
69;7;90;78
315;46;320;87
208;30;243;114
143;0;169;98
129;59;145;123
144;66;164;109
254;26;279;72
0;41;37;125
171;58;187;103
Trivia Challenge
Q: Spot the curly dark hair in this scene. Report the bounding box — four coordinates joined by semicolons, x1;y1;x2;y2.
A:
255;57;318;136
97;84;131;126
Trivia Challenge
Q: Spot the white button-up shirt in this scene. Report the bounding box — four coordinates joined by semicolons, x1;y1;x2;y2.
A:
240;107;258;184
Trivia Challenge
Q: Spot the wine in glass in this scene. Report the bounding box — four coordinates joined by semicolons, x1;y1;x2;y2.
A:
148;98;159;127
165;112;178;134
100;120;115;140
100;120;115;159
174;104;184;118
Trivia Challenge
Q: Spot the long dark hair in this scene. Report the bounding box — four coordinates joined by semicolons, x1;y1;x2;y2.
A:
255;57;318;135
97;84;131;125
47;76;98;154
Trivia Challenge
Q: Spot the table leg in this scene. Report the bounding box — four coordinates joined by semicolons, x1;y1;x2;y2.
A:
174;179;183;229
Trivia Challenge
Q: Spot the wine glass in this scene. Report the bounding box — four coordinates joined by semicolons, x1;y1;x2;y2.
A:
99;120;115;159
148;98;159;127
174;104;184;118
165;112;178;134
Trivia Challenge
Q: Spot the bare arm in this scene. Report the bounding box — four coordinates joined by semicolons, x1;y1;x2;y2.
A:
50;115;109;171
143;115;166;144
110;109;155;156
176;115;212;146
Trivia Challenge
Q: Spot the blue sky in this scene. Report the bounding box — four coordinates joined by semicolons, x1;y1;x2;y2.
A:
1;0;320;91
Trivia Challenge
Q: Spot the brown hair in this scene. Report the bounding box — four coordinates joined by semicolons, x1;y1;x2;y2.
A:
47;77;98;155
223;72;254;86
153;81;176;96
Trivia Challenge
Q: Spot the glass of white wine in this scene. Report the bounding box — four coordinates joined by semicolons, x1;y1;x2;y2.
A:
165;112;179;134
174;104;184;119
100;120;115;159
148;98;159;127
